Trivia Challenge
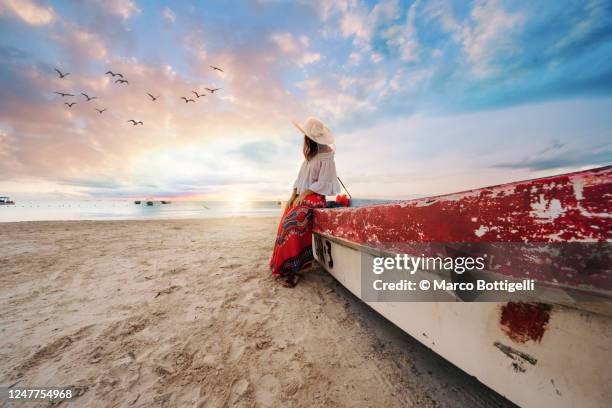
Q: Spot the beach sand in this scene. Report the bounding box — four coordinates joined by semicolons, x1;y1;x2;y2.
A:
0;218;514;407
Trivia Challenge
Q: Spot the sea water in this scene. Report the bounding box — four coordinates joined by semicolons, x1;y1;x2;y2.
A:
0;200;282;222
0;198;392;222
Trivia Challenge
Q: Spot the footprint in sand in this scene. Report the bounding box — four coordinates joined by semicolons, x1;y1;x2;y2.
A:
228;338;246;361
220;263;242;269
283;379;301;397
154;285;181;298
12;325;94;377
230;378;252;405
254;374;281;407
161;267;187;277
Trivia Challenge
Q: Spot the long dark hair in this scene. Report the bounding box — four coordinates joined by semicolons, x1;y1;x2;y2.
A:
303;135;319;161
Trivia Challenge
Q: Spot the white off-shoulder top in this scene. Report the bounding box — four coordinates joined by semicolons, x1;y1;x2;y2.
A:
293;151;341;196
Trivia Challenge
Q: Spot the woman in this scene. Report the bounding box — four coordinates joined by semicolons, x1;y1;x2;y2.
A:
270;117;341;287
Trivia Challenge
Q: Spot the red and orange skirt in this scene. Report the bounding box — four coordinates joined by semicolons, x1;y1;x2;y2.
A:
270;193;326;277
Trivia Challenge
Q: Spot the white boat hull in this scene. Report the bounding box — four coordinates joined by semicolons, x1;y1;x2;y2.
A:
313;233;612;408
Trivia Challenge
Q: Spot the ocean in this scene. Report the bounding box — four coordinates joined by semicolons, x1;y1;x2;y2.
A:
0;198;393;222
0;200;282;222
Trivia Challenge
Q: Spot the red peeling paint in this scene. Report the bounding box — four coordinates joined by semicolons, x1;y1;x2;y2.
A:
500;302;551;343
313;166;612;291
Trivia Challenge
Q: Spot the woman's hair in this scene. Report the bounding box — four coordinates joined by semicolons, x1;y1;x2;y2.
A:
303;135;319;161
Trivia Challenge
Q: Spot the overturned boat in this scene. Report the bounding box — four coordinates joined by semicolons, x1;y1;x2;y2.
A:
313;166;611;408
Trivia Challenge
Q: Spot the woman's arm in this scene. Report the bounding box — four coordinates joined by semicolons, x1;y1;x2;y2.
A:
294;188;314;206
287;188;297;208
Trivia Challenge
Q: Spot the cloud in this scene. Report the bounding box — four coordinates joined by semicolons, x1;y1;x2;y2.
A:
0;11;321;198
371;52;383;63
459;0;525;76
183;28;208;63
422;0;459;33
382;0;420;62
0;43;288;189
270;32;321;66
301;52;321;65
228;141;279;163
59;177;126;190
162;7;176;23
334;98;612;198
50;24;108;60
340;9;370;41
271;32;300;53
0;0;56;25
0;128;23;175
348;51;362;64
551;0;611;54
493;145;612;171
317;0;403;55
107;0;141;20
371;0;400;24
297;77;374;120
307;0;401;64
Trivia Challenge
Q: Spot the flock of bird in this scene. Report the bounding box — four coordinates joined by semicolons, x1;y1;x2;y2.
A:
53;65;224;126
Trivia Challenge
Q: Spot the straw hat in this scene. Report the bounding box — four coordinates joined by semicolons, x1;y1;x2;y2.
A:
291;117;335;145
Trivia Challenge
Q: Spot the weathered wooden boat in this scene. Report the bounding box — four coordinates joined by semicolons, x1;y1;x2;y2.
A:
312;166;611;408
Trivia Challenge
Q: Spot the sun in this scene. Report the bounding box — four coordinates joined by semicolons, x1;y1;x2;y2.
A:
232;195;249;203
228;195;250;209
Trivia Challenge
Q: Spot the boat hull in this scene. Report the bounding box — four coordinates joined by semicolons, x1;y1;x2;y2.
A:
313;233;612;408
312;167;612;407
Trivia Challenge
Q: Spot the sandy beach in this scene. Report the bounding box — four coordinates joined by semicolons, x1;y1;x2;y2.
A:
0;218;514;407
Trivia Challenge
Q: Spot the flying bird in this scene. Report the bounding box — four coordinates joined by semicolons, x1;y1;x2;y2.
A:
95;108;107;114
54;91;75;97
209;65;224;72
105;70;123;78
54;68;70;78
127;119;143;125
192;90;205;98
115;79;129;84
64;102;76;108
181;96;196;103
147;93;159;101
81;92;97;101
205;87;221;94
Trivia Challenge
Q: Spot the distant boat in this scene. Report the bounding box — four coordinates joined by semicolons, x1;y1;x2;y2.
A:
161;200;171;204
312;166;612;408
134;200;141;204
0;196;15;205
146;201;154;206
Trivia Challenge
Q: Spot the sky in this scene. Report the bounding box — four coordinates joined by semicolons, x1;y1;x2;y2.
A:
0;0;610;201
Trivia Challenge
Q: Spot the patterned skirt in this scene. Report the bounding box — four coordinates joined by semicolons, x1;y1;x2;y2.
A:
270;193;326;277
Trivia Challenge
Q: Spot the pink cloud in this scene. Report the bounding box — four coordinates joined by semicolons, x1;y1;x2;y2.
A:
107;0;141;20
49;24;108;60
0;2;354;198
0;0;56;26
270;32;321;67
